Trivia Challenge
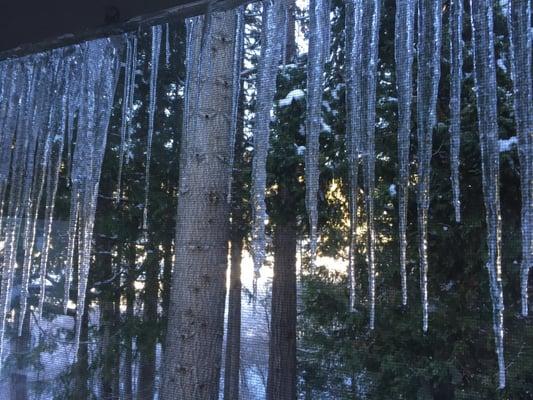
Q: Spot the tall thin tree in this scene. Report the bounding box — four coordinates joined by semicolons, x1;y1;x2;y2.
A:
160;10;238;400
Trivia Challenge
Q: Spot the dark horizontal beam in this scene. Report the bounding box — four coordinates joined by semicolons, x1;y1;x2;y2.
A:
0;0;249;61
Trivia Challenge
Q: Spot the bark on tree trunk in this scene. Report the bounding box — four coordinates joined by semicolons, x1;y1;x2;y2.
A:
223;237;243;400
160;10;237;400
137;248;159;400
266;212;298;400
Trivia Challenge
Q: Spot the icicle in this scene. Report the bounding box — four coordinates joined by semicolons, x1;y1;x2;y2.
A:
142;25;163;231
165;23;171;68
183;18;196;135
37;60;68;320
360;0;381;331
345;0;362;312
507;0;533;317
250;0;287;295
449;0;463;223
227;7;245;205
128;36;138;142
65;51;82;188
305;0;330;266
116;34;136;202
394;0;415;307
63;53;85;313
470;0;505;388
0;63;23;233
116;35;135;201
282;8;288;67
416;0;442;333
71;39;121;360
345;0;380;328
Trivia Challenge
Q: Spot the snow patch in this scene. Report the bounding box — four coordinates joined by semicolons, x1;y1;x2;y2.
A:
499;136;518;152
278;89;305;107
497;58;507;73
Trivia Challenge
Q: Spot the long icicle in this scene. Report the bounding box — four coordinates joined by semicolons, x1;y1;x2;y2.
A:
360;0;381;331
0;63;23;235
116;34;135;202
507;0;533;317
305;0;330;266
250;0;287;295
142;25;163;231
449;0;463;223
227;7;245;205
165;23;171;68
72;39;121;360
416;0;442;333
37;69;68;320
470;0;505;388
394;0;415;306
344;0;363;313
18;61;44;336
63;52;84;313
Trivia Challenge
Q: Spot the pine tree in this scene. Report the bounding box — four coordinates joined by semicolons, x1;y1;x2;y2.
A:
160;10;238;399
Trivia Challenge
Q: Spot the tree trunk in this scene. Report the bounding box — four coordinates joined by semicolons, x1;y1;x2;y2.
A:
266;6;298;398
10;307;30;400
137;248;159;400
160;10;237;400
266;213;298;400
74;299;90;399
124;244;136;400
112;270;121;397
223;237;243;400
97;233;117;400
285;0;297;63
100;298;115;399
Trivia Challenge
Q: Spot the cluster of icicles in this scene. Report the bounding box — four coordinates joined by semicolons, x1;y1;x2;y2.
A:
0;0;530;390
0;23;169;369
0;38;121;367
249;0;529;388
